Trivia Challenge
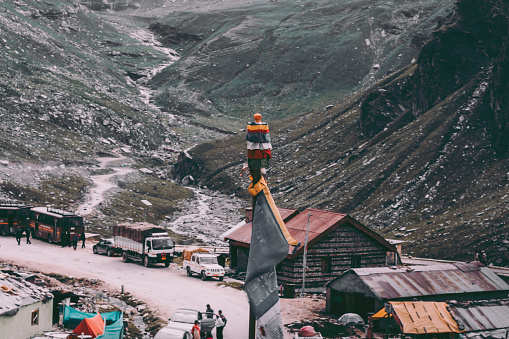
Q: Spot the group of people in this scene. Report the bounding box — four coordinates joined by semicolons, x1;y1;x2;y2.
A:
61;231;86;250
15;227;31;245
191;304;227;339
15;228;86;250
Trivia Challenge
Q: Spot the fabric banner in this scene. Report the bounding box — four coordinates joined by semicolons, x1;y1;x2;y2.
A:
246;178;293;338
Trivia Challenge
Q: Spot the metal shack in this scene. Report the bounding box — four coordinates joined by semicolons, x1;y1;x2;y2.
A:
0;271;54;339
225;208;397;295
326;262;509;318
449;299;509;339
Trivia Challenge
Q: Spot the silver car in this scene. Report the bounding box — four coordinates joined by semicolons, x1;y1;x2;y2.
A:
155;308;215;339
154;326;191;339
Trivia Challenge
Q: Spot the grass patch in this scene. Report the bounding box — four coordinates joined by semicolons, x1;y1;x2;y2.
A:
0;174;88;208
100;176;193;225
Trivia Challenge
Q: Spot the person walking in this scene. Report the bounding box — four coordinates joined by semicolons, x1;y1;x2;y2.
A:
15;228;22;246
215;310;226;339
72;234;78;250
81;231;86;248
205;304;214;319
191;320;200;339
25;228;31;245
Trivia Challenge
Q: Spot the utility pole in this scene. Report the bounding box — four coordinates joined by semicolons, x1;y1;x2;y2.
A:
301;212;312;297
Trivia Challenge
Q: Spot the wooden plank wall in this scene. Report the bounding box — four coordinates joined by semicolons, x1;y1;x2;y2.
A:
277;223;388;288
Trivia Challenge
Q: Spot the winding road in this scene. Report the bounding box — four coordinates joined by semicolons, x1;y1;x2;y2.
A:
77;152;134;216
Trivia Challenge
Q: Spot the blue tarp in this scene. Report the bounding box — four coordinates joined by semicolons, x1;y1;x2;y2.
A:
63;305;123;339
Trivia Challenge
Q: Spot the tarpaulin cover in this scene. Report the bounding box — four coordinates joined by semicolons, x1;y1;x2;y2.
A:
63;305;123;339
390;301;462;334
73;313;105;338
245;178;292;339
371;308;390;319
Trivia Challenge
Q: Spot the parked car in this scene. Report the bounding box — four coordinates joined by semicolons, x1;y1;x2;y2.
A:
162;308;215;337
154;326;191;339
93;238;120;257
183;251;225;281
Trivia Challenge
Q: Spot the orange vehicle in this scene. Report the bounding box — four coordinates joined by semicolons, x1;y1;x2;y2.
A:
0;201;31;235
30;207;84;244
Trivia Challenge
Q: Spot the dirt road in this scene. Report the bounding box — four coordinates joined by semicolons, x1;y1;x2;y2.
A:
0;237;248;337
76;153;134;216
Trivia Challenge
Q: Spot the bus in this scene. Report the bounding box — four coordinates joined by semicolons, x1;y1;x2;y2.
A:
30;207;84;244
0;201;31;236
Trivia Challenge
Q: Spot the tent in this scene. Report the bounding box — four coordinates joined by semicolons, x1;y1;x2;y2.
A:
73;313;105;338
63;305;123;339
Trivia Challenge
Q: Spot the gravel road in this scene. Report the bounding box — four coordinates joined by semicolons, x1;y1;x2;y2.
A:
0;237;249;338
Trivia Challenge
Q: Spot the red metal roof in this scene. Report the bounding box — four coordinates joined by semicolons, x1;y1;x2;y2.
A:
224;208;393;256
285;209;347;255
224;208;296;245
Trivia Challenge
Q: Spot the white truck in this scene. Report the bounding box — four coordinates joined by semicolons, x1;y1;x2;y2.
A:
183;250;225;281
113;223;174;267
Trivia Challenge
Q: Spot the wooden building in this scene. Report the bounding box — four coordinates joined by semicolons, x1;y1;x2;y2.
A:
224;208;397;295
326;262;509;318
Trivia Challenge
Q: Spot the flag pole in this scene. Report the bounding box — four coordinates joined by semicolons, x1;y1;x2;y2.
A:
249;196;256;339
301;212;312;297
249;308;256;339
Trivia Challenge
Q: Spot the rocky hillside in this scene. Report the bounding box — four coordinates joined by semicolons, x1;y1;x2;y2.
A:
175;0;509;264
148;0;454;122
0;0;226;227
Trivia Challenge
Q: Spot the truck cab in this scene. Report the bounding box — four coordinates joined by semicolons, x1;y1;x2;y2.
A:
144;235;174;266
183;252;225;281
113;223;175;267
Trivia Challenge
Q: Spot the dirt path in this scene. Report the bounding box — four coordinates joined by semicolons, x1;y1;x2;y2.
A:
0;237;249;337
77;152;134;216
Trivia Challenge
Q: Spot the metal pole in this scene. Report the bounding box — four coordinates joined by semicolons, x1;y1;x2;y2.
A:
249;196;256;339
249;308;256;339
301;212;312;297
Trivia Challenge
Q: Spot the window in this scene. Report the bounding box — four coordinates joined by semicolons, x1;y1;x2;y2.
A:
351;255;361;268
321;257;332;273
31;309;39;326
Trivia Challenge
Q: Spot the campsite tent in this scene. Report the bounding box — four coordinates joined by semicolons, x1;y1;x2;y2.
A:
73;313;105;338
63;305;123;339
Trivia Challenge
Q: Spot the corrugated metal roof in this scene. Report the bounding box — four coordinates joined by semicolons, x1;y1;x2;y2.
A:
390;301;462;334
0;271;53;316
342;263;509;299
450;300;509;332
223;208;296;245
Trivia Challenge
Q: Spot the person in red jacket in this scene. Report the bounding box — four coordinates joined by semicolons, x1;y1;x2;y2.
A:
191;320;200;339
242;112;272;184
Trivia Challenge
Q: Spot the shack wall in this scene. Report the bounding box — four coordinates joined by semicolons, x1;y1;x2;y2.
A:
0;299;53;339
277;223;388;289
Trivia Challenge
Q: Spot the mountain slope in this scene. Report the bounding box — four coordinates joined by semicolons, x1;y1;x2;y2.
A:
148;0;454;121
0;0;186;163
175;0;509;264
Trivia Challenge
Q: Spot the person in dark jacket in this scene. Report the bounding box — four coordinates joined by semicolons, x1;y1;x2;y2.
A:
25;228;31;244
81;231;86;248
15;228;22;245
72;234;78;250
205;304;214;319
